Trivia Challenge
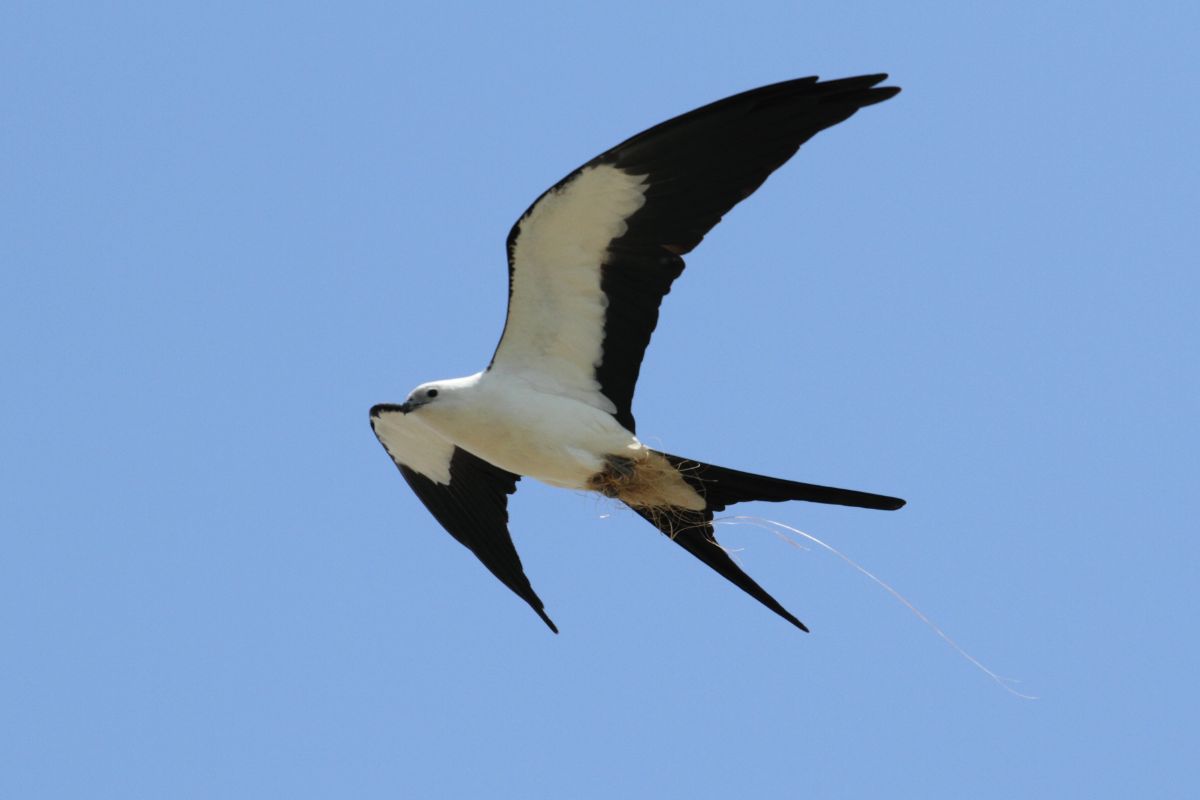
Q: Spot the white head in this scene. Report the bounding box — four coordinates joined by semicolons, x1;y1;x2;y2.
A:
394;374;480;417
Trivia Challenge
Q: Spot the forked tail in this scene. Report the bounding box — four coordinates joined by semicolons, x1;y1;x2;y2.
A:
662;453;905;514
625;452;904;632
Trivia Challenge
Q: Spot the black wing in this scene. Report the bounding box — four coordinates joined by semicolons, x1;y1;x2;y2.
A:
494;75;901;432
370;404;557;632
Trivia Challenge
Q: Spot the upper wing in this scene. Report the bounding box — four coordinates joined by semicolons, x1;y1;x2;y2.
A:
369;404;557;632
489;74;901;432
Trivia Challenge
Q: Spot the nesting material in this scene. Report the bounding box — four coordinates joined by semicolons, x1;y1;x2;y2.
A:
586;450;707;511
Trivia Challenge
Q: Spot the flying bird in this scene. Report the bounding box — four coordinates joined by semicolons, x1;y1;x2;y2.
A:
371;74;904;633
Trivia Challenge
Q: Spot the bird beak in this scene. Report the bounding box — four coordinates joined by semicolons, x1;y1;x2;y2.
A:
397;401;415;414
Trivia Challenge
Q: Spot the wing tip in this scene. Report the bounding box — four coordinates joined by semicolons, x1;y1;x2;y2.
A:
809;73;900;108
863;85;902;106
535;607;560;634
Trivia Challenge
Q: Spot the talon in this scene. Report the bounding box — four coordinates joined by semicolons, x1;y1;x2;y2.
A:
604;455;637;478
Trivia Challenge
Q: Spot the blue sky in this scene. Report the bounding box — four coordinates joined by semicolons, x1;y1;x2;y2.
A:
2;2;1197;797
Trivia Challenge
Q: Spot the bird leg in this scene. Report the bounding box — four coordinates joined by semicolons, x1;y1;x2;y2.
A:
588;454;638;498
587;452;706;511
605;454;637;478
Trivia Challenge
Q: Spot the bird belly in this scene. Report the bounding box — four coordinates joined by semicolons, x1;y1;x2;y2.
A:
435;386;638;490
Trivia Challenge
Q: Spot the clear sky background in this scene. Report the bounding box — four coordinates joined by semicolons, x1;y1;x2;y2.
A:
3;2;1197;798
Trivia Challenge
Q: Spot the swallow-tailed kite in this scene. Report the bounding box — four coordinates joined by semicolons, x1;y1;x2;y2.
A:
371;74;904;633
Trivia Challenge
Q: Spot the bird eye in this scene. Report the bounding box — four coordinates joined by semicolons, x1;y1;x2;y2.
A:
426;389;438;398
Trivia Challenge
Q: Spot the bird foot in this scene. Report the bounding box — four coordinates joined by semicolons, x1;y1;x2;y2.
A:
588;454;639;498
604;454;637;478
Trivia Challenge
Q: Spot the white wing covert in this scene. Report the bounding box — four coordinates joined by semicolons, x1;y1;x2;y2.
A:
490;74;900;433
369;404;557;632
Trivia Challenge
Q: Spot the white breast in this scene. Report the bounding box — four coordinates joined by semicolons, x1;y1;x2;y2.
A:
418;374;642;489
